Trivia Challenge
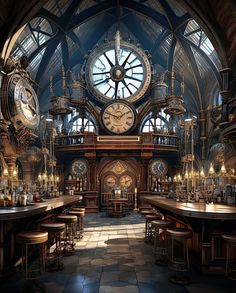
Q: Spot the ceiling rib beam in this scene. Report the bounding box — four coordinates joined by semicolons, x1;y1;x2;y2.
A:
176;32;221;84
178;38;203;110
61;36;69;71
35;37;61;84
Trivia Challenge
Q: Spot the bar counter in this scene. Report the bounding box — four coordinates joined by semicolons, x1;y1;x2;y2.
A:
0;195;82;220
0;195;81;276
143;195;236;274
143;195;236;220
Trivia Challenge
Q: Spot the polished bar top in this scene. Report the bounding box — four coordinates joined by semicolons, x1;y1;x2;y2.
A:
143;195;236;220
0;196;81;220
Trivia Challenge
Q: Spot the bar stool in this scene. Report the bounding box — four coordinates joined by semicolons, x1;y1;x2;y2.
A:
145;213;162;243
56;215;77;255
152;220;173;265
141;209;158;217
40;223;65;271
16;231;48;292
71;208;85;229
69;210;85;238
166;228;192;285
222;234;236;280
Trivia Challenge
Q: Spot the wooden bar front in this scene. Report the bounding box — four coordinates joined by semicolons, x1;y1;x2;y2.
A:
143;195;236;274
0;196;81;277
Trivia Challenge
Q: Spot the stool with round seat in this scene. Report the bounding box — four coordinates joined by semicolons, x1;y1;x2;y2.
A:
166;227;192;285
16;231;48;292
40;223;65;271
222;234;236;280
72;207;85;213
69;210;85;238
152;220;174;265
56;215;77;255
145;213;163;243
141;209;158;217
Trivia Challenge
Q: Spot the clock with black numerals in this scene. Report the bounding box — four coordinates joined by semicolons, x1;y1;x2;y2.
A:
102;100;135;134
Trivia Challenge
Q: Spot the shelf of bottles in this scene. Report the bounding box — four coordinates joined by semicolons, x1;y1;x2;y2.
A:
150;176;172;193
65;175;87;195
173;163;236;204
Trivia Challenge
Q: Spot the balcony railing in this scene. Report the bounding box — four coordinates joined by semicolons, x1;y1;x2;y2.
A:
54;132;179;151
152;133;179;146
55;133;85;145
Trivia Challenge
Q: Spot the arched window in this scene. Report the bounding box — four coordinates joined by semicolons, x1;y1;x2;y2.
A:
141;109;170;133
70;117;95;133
66;109;97;133
215;93;222;106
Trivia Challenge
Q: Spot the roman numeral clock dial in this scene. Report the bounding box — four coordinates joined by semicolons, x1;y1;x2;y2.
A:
102;101;135;134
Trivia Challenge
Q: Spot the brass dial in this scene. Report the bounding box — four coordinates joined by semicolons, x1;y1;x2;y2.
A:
1;73;40;129
102;101;135;134
119;175;133;189
104;175;117;189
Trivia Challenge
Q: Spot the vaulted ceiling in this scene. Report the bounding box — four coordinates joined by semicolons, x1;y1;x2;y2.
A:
0;0;236;115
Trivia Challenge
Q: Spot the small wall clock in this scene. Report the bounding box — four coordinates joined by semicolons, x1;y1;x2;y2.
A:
150;159;168;177
119;174;133;189
104;175;117;189
71;159;88;177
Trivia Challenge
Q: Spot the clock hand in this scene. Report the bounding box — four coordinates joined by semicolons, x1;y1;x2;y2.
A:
118;111;131;119
107;111;119;118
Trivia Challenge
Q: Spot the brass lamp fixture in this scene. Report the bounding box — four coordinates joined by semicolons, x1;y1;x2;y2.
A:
164;69;186;116
50;66;72;116
0;153;9;178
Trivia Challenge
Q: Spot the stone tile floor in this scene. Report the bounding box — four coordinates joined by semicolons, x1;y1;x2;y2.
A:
1;212;235;292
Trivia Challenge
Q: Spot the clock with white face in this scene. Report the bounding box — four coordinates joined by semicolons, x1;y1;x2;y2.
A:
102;100;135;134
150;159;168;177
71;160;88;177
85;40;151;103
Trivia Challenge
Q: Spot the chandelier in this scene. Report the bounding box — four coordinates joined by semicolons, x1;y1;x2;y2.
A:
50;66;72;116
164;70;186;115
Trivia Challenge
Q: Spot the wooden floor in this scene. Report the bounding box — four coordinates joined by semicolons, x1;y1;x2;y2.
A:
0;212;235;293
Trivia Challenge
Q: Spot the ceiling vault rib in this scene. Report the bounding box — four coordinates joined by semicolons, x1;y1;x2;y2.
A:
176;32;221;85
178;38;203;110
61;36;69;71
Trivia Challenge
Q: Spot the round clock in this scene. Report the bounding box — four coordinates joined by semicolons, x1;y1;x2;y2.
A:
1;73;40;129
104;175;117;189
119;175;133;189
102;100;135;134
84;40;151;103
71;160;88;177
150;159;168;177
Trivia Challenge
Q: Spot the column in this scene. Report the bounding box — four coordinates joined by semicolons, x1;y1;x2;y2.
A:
219;68;232;123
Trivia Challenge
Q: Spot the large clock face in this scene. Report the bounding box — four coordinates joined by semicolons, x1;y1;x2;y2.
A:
1;73;40;129
71;160;88;177
102;101;135;134
150;159;168;177
85;40;151;103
